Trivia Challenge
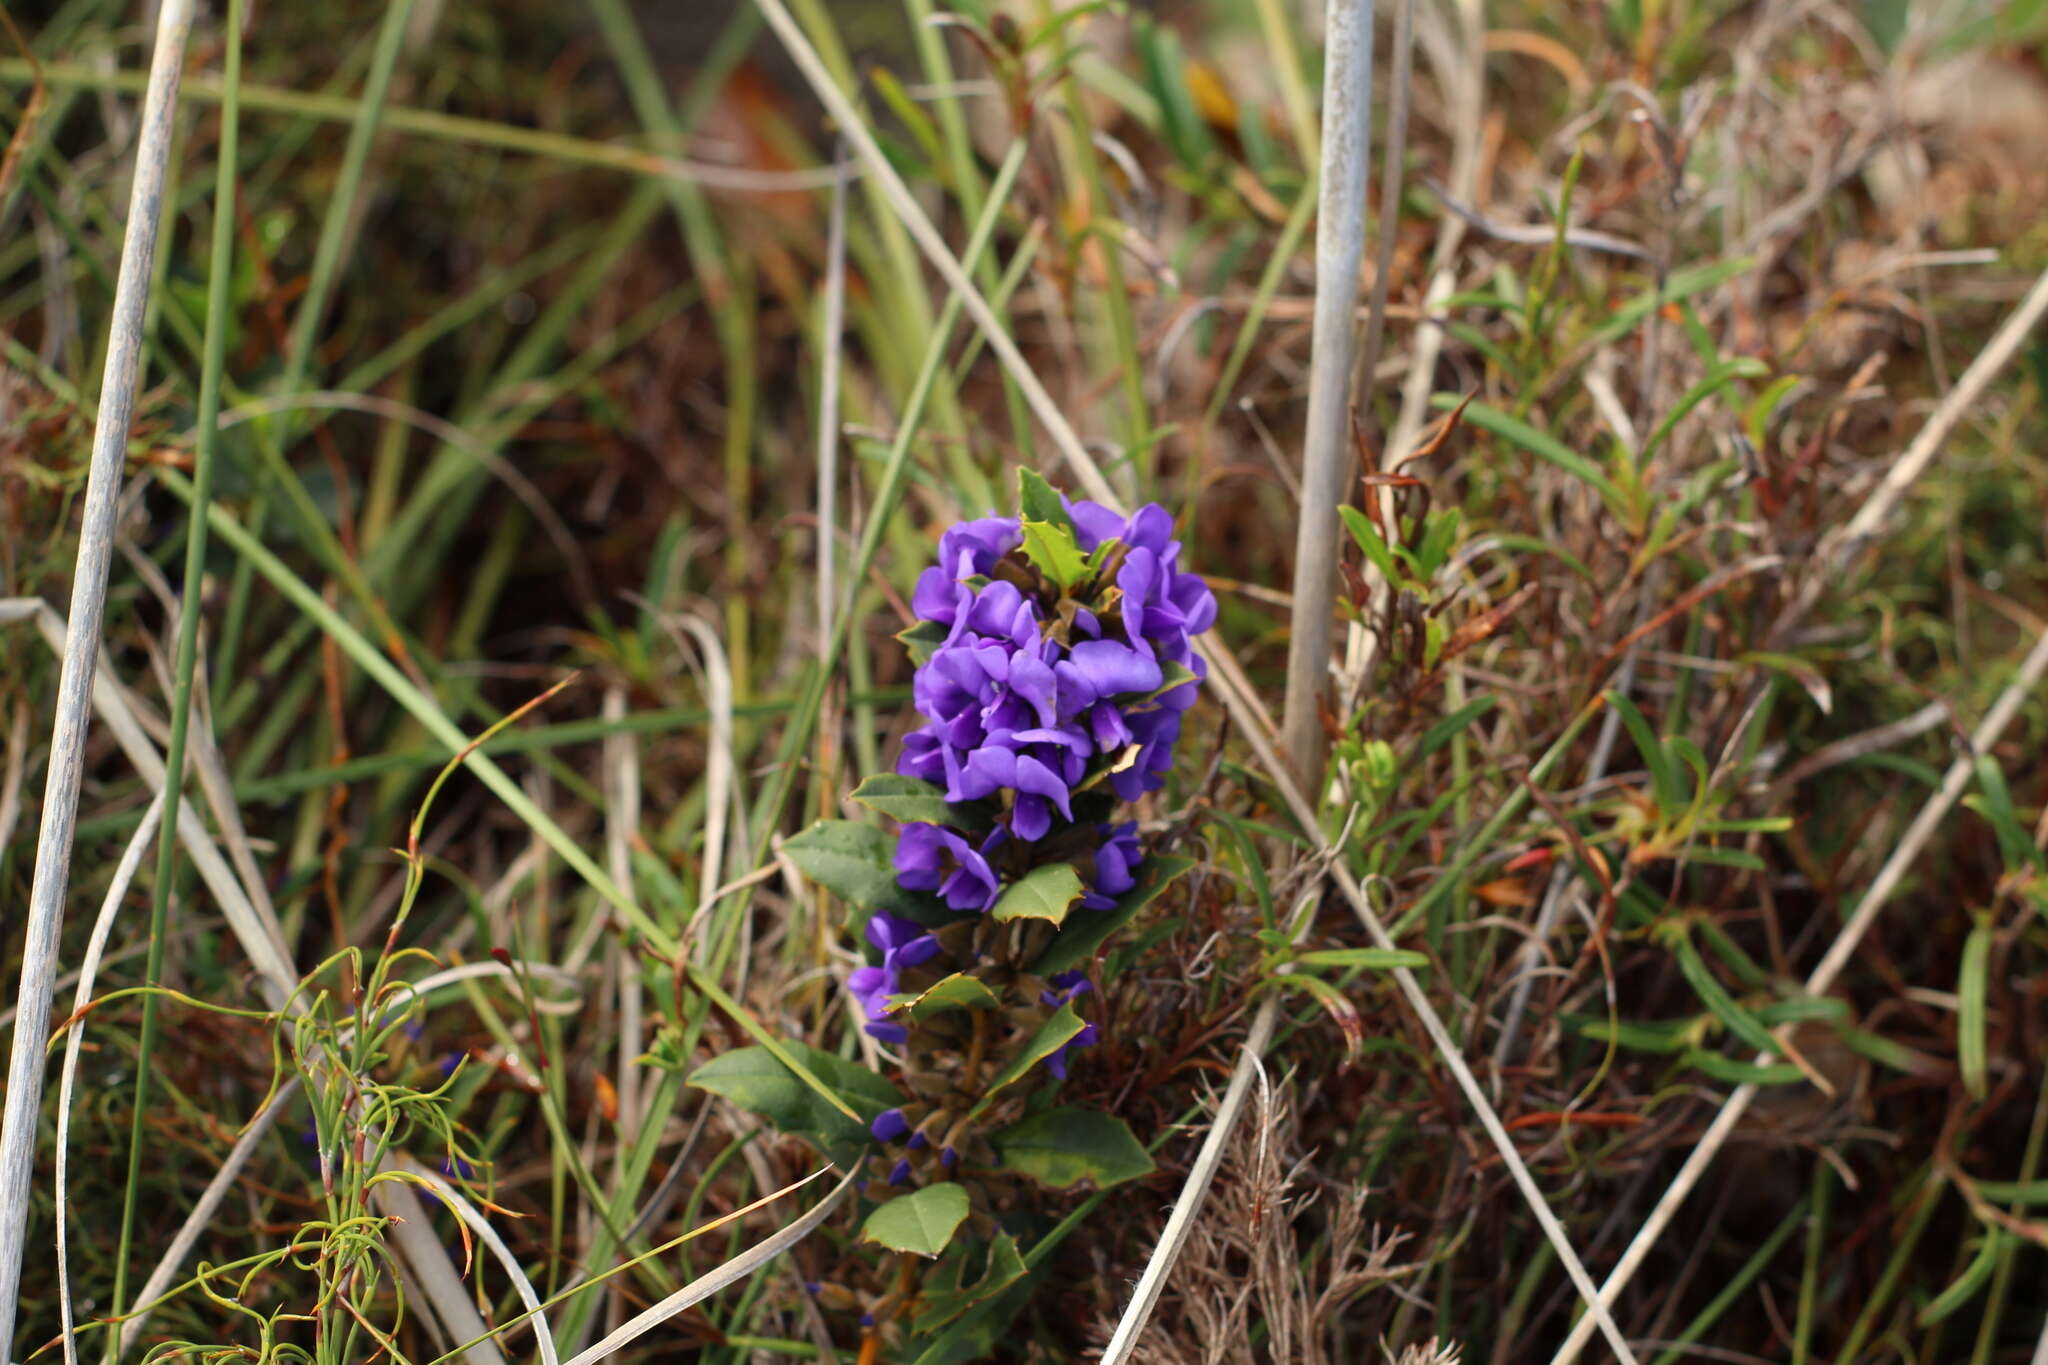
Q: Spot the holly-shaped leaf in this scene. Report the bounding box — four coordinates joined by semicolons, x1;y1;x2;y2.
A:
964;1003;1087;1123
861;1182;970;1257
891;971;1001;1022
783;820;931;915
1034;854;1193;975
991;863;1085;927
898;617;950;665
991;1107;1154;1190
1020;519;1090;590
1017;467;1070;529
850;774;992;832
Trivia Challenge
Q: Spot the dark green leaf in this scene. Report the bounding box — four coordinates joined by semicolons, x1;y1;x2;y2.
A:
850;774;992;832
1033;854;1193;975
991;1107;1155;1190
896;971;1000;1022
861;1183;970;1257
784;820;929;915
1018;467;1069;529
1340;505;1402;584
898;618;951;666
1668;926;1779;1058
687;1043;898;1154
966;1004;1086;1122
1918;1229;2004;1326
914;1234;1029;1334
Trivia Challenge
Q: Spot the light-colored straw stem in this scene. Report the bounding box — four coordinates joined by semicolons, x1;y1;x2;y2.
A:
0;2;194;1351
1280;0;1374;787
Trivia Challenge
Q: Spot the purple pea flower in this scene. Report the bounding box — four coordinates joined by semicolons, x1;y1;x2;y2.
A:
871;1108;912;1144
894;823;1006;912
848;912;941;1043
1084;823;1142;910
1041;972;1100;1080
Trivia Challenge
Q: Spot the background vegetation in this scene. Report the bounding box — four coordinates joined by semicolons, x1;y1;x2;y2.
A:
4;0;2048;1360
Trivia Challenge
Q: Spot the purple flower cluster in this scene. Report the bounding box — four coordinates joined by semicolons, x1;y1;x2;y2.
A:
899;501;1215;837
850;493;1212;1073
848;912;940;1044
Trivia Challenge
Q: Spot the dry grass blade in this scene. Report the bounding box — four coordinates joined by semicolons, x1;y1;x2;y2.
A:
0;3;194;1346
1280;0;1373;786
563;1170;856;1365
1099;999;1283;1364
1548;625;2048;1365
54;789;164;1365
400;1158;562;1365
816;139;850;659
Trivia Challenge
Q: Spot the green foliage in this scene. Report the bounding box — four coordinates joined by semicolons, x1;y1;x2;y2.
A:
686;1043;898;1157
991;1108;1154;1189
784;819;937;917
862;1183;972;1257
851;774;994;832
990;862;1086;925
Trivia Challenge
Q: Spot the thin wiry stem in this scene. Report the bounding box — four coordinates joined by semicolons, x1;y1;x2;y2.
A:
1549;624;2048;1365
1281;0;1374;787
112;0;241;1337
0;1;194;1351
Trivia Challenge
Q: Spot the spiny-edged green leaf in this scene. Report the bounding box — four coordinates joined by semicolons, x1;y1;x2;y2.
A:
913;1234;1029;1334
1020;518;1090;590
1340;505;1402;584
991;1107;1155;1190
965;1004;1086;1123
894;971;1000;1022
688;1043;899;1155
1295;947;1431;971
784;820;929;915
898;617;950;665
1018;466;1069;529
1033;854;1193;975
850;774;992;833
861;1182;970;1257
991;862;1085;926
